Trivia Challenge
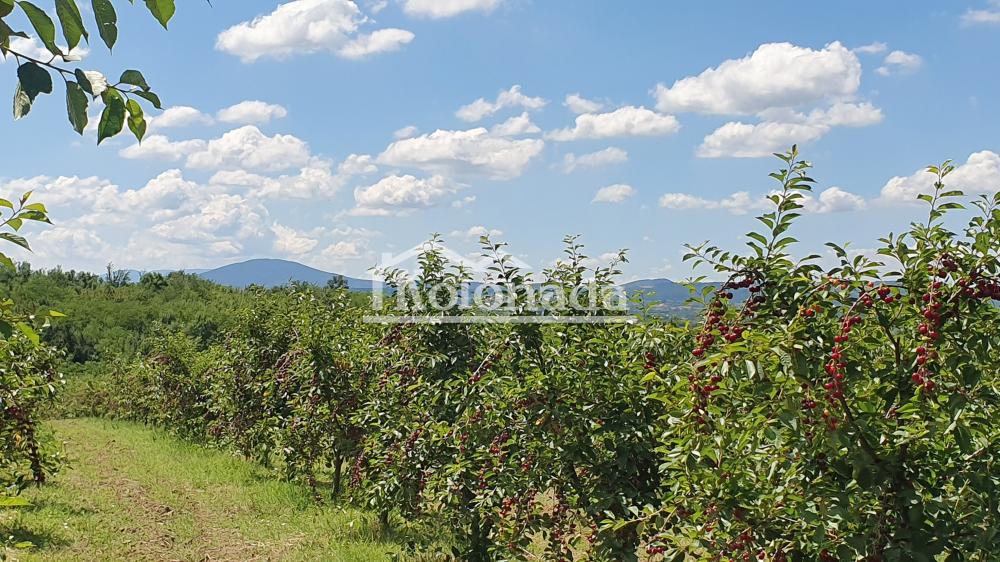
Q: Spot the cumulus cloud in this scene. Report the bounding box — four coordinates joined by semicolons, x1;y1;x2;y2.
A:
402;0;503;18
378;127;545;179
209;159;345;199
149;106;214;129
805;187;867;213
547;106;680;141
393;125;419;139
216;101;289;124
876;50;923;76
216;0;413;62
185;126;313;172
320;240;363;260
450;225;504;240
698;102;883;158
119;135;208;161
878;151;1000;204
562;147;628;173
853;42;888;54
490;112;541;136
119;127;313;172
564;93;603;114
0;37;88;63
592;184;635;204
338;153;378;175
353;174;459;213
456;85;547;122
272;223;319;255
654;42;862;115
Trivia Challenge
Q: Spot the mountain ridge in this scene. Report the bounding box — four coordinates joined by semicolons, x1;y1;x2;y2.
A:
123;259;717;310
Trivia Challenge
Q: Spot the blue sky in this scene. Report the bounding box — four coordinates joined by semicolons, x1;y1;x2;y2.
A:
2;0;999;280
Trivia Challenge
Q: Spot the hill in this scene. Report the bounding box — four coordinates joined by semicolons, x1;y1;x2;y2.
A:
197;258;373;290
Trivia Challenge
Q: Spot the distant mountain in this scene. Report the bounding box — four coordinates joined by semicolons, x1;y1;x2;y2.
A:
197;258;373;290
624;278;748;318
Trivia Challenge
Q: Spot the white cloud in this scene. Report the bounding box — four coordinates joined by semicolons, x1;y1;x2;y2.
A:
962;2;1000;25
272;223;319;255
366;0;388;13
216;101;288;124
150;191;268;243
853;42;887;54
659;186;866;214
876;50;923;76
1;37;88;63
321;240;363;260
402;0;502;18
450;225;503;240
698;121;827;158
216;0;413;62
564;93;603;114
593;184;635;204
338;153;378;175
547;106;680;141
209;159;344;199
562;147;628;173
659;191;769;214
353;174;459;213
33;227;109;261
121;127;314;172
452;195;477;208
149;106;214;129
339;28;417;59
119;135;208;161
378;127;545;179
806;187;867;213
490;112;541;136
698;102;883;158
654;42;861;115
393;125;419;139
185;126;313;172
879;150;1000;204
456;85;547;122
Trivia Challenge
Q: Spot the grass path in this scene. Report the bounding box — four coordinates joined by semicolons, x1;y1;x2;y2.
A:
1;418;405;561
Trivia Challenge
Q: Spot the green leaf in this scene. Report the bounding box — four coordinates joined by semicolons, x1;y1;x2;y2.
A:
13;83;32;119
0;0;15;17
143;0;175;29
17;1;62;55
126;98;146;142
48;309;66;317
0;231;30;250
133;90;162;109
55;0;88;51
0;18;29;51
15;321;39;345
17;62;53;100
0;253;13;270
97;89;125;144
91;0;117;50
66;80;89;134
79;70;108;97
0;496;31;508
118;69;150;91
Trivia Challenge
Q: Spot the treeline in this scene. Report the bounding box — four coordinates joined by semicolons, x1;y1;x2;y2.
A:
0;266;244;367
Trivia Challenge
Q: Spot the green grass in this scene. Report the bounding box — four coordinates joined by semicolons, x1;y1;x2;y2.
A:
0;418;411;561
